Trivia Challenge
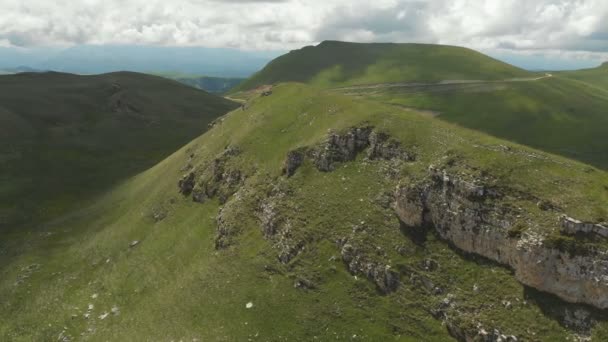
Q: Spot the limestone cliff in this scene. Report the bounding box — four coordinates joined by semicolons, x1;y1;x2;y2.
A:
395;165;608;309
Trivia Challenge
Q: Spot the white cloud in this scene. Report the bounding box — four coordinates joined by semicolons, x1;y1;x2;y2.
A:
0;0;607;61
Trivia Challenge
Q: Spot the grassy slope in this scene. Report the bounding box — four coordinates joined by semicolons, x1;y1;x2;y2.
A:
558;63;608;90
343;75;608;169
0;71;238;229
2;84;606;341
234;41;531;91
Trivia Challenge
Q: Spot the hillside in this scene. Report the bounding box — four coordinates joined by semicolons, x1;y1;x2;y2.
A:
234;41;532;91
232;42;608;169
2;83;607;341
0;71;238;229
558;63;608;90
335;74;608;170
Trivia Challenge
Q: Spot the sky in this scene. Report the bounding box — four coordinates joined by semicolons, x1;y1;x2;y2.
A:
1;0;608;69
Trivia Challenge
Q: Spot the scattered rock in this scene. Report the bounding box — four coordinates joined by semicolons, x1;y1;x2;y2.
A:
339;242;399;294
129;240;140;248
294;278;316;290
245;302;253;309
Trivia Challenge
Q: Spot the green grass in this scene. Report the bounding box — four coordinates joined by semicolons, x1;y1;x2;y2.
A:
0;71;238;230
558;63;608;91
233;41;531;92
2;83;607;340
334;75;608;170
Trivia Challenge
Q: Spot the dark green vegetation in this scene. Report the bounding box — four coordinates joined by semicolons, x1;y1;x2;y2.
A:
234;40;531;91
0;71;238;229
2;83;607;340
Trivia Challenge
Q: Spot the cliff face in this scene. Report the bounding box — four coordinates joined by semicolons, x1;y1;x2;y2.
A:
395;166;608;309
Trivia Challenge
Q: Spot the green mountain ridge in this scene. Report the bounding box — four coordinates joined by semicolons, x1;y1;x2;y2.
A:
0;71;238;229
234;40;532;91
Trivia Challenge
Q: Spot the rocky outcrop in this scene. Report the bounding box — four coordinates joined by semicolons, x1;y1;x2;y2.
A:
178;146;244;204
257;189;306;263
561;216;608;238
282;149;305;177
338;242;399;294
312;127;372;171
366;131;414;161
178;172;195;195
282;126;414;176
394;166;608;309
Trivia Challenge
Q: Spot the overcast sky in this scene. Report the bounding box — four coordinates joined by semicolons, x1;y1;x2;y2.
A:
1;0;608;67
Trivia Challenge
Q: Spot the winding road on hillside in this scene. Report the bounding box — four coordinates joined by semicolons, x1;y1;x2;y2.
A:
330;73;553;91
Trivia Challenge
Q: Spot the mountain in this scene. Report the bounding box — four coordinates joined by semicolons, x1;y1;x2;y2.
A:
234;41;608;169
0;66;45;74
2;82;608;341
234;40;532;91
0;45;282;77
39;45;280;77
0;71;238;229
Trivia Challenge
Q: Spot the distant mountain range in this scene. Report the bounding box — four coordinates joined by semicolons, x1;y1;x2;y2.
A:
0;45;283;77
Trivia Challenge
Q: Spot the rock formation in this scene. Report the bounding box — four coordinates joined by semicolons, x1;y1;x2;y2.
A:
394;165;608;309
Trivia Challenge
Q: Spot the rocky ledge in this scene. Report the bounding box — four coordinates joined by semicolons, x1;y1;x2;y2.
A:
282;126;415;176
394;165;608;309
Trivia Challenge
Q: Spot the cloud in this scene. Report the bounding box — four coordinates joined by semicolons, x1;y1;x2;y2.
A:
0;0;607;62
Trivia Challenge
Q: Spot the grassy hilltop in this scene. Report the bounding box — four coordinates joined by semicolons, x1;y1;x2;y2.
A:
234;41;531;91
0;71;238;229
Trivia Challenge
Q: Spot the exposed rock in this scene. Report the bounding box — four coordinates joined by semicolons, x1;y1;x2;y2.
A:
560;215;608;238
214;188;248;249
256;192;305;264
339;242;399;294
420;258;439;272
178;172;195;195
563;308;593;331
184;146;244;204
294;277;316;290
281;126;414;176
313;127;372;172
367;131;414;161
282;148;306;177
394;165;608;309
129;240;140;248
